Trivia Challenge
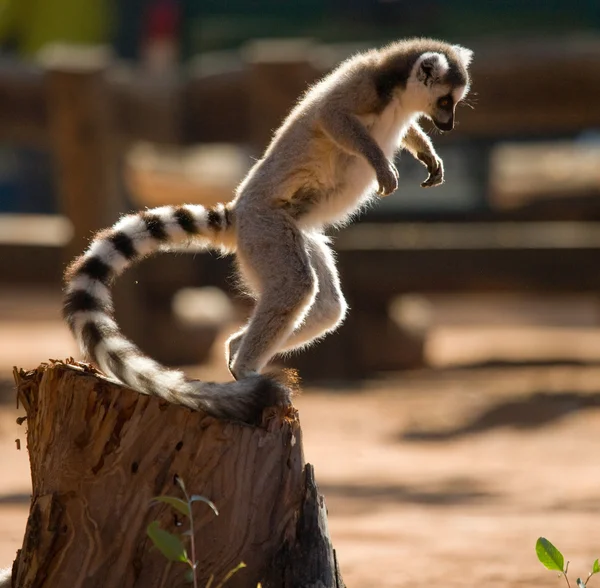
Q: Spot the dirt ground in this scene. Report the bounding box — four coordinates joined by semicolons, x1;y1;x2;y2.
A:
1;288;600;587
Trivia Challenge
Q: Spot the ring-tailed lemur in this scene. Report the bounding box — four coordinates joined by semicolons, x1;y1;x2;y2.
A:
63;38;472;423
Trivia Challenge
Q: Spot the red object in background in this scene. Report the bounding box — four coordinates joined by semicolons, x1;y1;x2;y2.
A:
141;0;181;70
144;0;180;42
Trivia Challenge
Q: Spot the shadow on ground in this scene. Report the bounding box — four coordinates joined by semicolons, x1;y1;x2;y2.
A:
0;379;16;405
319;477;496;514
401;391;600;442
445;359;600;370
0;494;30;505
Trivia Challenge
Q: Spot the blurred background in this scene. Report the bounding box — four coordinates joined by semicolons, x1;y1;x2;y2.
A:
2;1;600;586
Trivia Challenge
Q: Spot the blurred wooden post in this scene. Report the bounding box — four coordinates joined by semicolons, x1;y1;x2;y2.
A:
42;45;142;343
42;46;122;260
244;39;321;154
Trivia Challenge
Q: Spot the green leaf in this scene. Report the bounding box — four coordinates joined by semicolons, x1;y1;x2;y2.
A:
577;579;585;588
147;521;188;563
593;559;600;575
191;494;219;516
536;537;565;572
152;496;191;518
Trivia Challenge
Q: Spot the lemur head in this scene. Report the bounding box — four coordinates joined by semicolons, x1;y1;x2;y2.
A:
406;44;473;131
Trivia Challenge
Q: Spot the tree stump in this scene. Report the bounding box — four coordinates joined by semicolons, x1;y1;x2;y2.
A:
9;360;345;588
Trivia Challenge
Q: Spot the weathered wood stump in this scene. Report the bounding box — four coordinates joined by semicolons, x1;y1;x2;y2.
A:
10;360;344;588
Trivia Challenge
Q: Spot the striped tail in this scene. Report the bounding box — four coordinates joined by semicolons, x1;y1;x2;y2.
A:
63;203;290;423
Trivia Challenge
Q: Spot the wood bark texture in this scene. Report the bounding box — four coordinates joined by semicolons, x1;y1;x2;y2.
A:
263;465;346;588
10;360;344;588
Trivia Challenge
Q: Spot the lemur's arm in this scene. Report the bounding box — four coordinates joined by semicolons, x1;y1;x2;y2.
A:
402;123;444;187
317;107;398;196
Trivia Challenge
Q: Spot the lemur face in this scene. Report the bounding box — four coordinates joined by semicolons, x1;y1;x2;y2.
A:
429;84;468;131
406;47;471;132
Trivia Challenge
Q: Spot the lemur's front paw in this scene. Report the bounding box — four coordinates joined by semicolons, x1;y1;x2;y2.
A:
418;152;444;188
376;162;399;196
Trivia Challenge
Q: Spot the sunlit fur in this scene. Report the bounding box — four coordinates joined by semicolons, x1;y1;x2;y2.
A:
61;38;472;423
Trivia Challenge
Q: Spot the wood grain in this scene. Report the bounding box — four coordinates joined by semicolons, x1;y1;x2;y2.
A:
11;361;312;587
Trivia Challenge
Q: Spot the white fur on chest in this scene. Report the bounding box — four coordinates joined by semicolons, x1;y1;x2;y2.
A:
367;102;414;156
346;102;413;196
299;102;414;230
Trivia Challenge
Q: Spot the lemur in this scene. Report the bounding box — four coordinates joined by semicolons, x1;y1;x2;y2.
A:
63;38;472;423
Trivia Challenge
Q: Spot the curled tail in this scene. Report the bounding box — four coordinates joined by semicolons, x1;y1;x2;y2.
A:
63;203;290;423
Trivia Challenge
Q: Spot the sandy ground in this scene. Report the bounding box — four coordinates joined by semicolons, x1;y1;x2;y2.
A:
1;288;600;587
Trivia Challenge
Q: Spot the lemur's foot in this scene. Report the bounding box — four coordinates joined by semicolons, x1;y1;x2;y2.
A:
226;331;244;379
230;365;260;381
226;332;262;380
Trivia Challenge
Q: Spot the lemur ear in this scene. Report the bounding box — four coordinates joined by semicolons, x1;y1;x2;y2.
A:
416;52;448;86
420;59;435;80
453;45;473;68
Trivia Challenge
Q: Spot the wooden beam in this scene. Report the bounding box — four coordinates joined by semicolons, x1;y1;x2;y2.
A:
457;41;600;136
43;48;122;259
0;59;48;148
336;222;600;295
1;40;600;151
43;47;146;345
110;67;183;145
183;67;249;144
244;39;321;153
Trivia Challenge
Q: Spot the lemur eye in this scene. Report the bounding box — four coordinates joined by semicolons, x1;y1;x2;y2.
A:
437;96;451;108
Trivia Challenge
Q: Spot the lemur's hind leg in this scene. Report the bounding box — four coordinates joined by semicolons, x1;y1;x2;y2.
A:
227;232;347;368
228;208;318;379
277;232;347;353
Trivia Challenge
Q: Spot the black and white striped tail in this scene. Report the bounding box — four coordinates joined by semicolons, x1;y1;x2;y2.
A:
63;203;290;423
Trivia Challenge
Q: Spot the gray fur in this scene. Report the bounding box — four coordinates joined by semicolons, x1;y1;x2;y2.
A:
62;37;472;423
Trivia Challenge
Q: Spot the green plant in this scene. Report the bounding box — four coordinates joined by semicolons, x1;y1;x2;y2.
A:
147;476;246;587
536;537;599;588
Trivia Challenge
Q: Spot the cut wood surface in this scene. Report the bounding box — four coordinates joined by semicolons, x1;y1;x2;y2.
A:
10;360;344;587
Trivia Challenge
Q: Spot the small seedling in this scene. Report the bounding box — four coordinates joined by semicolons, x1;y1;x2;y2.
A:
536;537;599;588
147;476;245;587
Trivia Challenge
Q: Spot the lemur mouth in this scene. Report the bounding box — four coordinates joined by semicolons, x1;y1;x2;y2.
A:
433;118;454;132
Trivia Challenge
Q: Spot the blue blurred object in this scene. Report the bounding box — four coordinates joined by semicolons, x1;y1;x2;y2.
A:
0;146;55;214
